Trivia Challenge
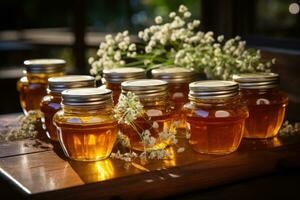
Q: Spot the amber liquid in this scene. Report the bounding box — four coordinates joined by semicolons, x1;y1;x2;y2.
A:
17;73;64;114
168;82;189;130
120;107;175;151
105;82;121;104
241;88;288;139
40;95;62;141
184;98;248;154
56;121;118;161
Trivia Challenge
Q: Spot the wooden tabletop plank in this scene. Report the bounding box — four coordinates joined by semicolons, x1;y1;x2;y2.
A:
0;135;300;199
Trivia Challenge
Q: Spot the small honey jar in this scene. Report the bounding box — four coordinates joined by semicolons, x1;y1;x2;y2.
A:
151;67;195;129
120;79;176;151
53;88;118;161
102;67;145;103
184;81;249;154
233;73;288;139
17;59;66;114
40;75;95;141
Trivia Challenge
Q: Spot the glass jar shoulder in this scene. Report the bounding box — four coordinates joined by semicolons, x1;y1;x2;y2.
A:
40;95;62;113
54;108;116;127
183;101;248;120
240;88;288;105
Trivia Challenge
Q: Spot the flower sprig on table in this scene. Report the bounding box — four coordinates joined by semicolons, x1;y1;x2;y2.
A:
89;4;274;80
0;111;41;142
111;92;184;162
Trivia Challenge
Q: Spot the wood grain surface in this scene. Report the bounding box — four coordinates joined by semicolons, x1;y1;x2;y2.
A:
0;113;300;200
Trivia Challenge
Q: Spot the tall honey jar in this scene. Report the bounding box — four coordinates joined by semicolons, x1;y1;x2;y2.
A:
183;81;249;154
53;88;118;161
120;79;176;151
17;59;66;114
102;67;145;104
40;75;95;141
151;67;194;129
233;73;288;139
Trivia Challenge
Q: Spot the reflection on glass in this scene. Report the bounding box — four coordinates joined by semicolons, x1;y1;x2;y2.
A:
70;159;115;183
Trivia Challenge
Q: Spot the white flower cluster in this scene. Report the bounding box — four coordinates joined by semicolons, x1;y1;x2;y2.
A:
89;4;274;81
113;92;144;125
112;91;185;162
110;150;138;162
1;111;41;142
88;31;137;80
279;121;300;137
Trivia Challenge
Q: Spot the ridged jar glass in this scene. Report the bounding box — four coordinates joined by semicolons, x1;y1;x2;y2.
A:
151;67;195;130
184;81;249;154
120;79;176;151
54;88;118;161
40;75;95;141
233;73;288;139
17;59;66;114
102;67;145;104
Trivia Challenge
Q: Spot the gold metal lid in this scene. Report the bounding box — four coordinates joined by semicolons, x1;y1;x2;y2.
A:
62;88;112;106
121;79;168;98
103;67;145;83
151;67;195;83
48;75;95;93
24;59;66;74
232;73;279;89
189;80;239;100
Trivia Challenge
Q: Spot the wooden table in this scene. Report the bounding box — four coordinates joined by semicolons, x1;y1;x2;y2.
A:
0;113;300;200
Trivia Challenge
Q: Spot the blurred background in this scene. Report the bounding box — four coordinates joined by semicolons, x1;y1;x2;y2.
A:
0;0;300;120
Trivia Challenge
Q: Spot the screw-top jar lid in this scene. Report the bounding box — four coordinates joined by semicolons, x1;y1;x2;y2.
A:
232;73;279;89
62;88;112;106
121;79;168;98
48;75;95;93
24;59;66;74
103;67;145;83
189;80;239;100
151;67;195;83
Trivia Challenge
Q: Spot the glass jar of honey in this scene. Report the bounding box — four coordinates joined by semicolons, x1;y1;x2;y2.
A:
40;75;95;141
17;59;66;114
233;73;288;139
120;79;176;151
53;88;118;161
102;67;145;104
183;81;249;154
151;67;195;129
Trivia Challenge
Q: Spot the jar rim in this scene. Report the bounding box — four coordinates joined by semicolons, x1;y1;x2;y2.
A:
48;75;95;93
24;58;66;74
151;67;195;83
103;67;145;83
62;88;112;106
189;80;239;100
233;73;279;89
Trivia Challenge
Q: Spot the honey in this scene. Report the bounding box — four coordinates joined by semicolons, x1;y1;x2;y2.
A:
184;81;248;154
54;88;118;161
40;75;95;141
233;73;288;139
151;67;195;129
120;79;176;151
17;59;66;114
102;67;145;104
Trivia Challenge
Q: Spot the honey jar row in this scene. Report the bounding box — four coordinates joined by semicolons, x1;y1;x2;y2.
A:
17;59;288;161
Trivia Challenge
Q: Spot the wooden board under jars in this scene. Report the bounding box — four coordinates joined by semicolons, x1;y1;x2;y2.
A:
0;113;300;200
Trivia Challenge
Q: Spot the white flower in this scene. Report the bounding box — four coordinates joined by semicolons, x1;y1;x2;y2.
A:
88;57;94;64
169;12;176;18
155;16;163;24
217;35;224;42
128;43;136;51
179;5;188;13
138;31;144;39
145;45;152;53
183;11;191;18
